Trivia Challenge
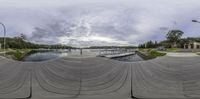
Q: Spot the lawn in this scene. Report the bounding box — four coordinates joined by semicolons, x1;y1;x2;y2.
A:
165;48;180;52
0;49;32;60
138;49;166;60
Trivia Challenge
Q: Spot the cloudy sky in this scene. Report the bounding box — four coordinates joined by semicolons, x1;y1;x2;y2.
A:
0;0;200;47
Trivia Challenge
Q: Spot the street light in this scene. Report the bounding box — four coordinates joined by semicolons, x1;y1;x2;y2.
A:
0;22;6;56
192;20;200;23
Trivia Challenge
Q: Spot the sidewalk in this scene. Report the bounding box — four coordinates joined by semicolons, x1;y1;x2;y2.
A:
0;51;6;54
166;52;199;57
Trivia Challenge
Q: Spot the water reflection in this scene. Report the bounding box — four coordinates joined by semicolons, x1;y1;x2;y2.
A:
22;51;68;62
22;49;142;62
22;49;100;62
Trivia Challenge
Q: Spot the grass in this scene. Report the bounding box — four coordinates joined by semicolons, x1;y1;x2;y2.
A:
6;50;23;60
148;50;166;58
137;49;166;60
4;49;32;60
139;48;180;53
165;48;179;52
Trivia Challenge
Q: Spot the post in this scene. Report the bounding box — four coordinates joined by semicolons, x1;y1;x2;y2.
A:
184;44;186;49
80;48;82;55
188;44;191;49
194;42;197;49
0;22;6;56
69;48;71;52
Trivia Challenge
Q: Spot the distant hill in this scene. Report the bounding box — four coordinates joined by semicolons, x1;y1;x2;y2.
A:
89;46;137;49
0;37;72;49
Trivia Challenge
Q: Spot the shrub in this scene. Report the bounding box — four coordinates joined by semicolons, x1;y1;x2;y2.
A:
6;50;23;60
149;50;166;58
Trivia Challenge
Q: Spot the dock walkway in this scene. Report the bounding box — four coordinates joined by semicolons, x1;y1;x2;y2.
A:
100;52;135;58
0;55;200;98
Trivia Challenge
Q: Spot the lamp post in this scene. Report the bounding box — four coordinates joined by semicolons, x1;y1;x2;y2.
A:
192;20;200;23
0;22;6;56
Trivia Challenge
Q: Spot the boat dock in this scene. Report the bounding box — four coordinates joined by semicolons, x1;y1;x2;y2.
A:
100;52;136;58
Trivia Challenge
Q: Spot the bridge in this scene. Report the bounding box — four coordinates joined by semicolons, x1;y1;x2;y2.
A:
0;55;200;99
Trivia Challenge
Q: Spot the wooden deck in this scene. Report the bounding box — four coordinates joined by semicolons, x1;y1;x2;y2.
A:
0;55;200;99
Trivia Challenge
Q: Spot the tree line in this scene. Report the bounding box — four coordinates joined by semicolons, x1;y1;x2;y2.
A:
138;29;200;48
89;46;137;49
0;36;72;49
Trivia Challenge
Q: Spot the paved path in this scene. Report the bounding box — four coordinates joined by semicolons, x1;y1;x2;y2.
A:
166;52;199;57
0;55;200;98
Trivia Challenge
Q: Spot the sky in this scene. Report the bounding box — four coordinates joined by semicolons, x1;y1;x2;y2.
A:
0;0;200;47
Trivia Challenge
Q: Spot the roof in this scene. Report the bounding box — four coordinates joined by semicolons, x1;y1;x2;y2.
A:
185;41;200;44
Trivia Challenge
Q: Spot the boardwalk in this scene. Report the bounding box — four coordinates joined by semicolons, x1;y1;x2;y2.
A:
0;55;200;99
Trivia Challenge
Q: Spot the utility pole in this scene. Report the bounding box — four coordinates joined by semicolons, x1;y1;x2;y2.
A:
0;22;6;56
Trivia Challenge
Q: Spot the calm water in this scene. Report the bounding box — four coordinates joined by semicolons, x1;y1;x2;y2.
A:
22;49;99;62
22;51;69;62
22;49;142;62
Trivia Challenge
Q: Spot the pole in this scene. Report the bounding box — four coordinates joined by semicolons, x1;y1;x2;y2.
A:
0;22;6;56
192;20;200;23
80;48;82;55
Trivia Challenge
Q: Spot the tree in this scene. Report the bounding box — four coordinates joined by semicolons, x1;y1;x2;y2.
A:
160;40;172;48
138;40;159;48
146;41;154;48
20;33;27;40
166;30;184;48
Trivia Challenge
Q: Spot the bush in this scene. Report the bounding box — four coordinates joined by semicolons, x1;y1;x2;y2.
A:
6;50;23;60
137;49;166;60
149;50;166;58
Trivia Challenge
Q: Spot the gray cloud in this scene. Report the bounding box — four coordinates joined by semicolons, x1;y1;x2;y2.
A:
0;0;200;46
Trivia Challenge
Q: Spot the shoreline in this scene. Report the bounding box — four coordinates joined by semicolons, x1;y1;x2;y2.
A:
0;49;33;61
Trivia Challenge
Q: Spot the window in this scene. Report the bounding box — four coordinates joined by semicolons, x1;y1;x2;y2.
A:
197;45;200;49
185;45;188;49
191;44;194;49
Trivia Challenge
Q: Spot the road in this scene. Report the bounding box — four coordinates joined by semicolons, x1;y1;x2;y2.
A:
0;55;200;99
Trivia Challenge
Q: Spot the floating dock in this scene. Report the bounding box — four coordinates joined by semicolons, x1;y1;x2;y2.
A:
99;52;136;58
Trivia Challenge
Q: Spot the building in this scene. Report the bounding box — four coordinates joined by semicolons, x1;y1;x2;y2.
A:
184;41;200;49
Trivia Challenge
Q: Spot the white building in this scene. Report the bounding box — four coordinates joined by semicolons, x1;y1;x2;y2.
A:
184;41;200;49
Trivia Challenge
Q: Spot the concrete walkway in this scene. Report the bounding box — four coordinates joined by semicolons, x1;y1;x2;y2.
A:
166;52;199;57
0;55;200;98
0;51;6;54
